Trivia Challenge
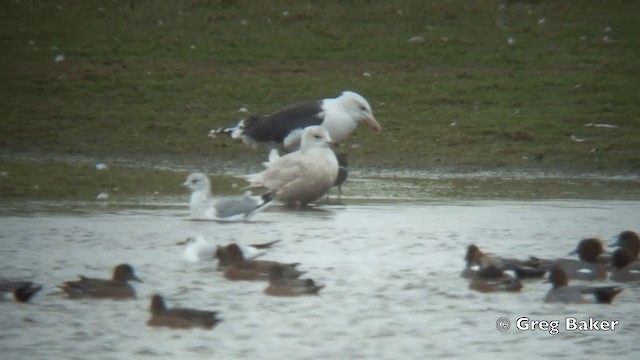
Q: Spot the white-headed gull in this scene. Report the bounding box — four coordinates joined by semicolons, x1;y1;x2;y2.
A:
209;91;380;151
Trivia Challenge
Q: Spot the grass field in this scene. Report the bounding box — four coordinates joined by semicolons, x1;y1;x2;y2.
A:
1;1;639;198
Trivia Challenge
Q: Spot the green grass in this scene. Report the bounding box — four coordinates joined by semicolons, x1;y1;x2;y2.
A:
0;159;239;200
1;0;639;176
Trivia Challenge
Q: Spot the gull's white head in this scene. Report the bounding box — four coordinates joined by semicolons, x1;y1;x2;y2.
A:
182;172;210;193
339;91;381;132
300;126;333;151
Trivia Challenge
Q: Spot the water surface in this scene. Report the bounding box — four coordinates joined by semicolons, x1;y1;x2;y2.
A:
1;190;639;359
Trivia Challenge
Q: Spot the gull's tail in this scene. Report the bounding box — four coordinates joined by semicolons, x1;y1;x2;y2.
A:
244;191;275;221
260;192;276;205
208;125;236;139
208;118;248;140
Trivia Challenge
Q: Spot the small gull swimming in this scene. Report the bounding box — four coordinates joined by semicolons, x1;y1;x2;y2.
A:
241;126;339;207
209;90;380;151
176;235;279;263
182;172;274;221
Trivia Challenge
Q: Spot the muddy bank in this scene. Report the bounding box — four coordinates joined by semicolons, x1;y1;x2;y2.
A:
1;155;638;202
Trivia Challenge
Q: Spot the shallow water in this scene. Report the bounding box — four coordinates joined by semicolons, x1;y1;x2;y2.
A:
1;195;639;359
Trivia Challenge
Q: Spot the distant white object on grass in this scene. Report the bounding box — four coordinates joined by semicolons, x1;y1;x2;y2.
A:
570;135;586;143
408;36;425;44
584;123;618;128
507;37;516;46
96;163;108;170
96;192;109;200
54;54;65;63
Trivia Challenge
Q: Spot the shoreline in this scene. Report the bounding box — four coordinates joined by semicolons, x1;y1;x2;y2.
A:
2;153;639;181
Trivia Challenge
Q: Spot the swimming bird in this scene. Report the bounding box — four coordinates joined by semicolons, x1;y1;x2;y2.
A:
544;266;623;304
58;264;142;300
467;238;610;281
182;172;274;221
609;230;640;259
222;244;304;281
147;294;222;330
462;245;524;292
209;91;381;151
264;264;325;297
177;235;280;263
242;126;339;206
461;244;545;280
561;238;608;280
609;248;640;282
0;279;42;303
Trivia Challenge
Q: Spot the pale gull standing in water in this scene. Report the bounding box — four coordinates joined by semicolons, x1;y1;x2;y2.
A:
182;173;274;221
209;91;380;151
176;235;280;263
265;149;349;203
242;126;339;206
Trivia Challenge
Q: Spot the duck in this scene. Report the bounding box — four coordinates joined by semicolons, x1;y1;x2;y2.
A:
58;264;142;300
558;238;608;281
214;242;280;271
497;238;609;281
462;245;524;293
609;230;640;259
544;266;623;304
264;265;325;297
222;244;304;281
468;276;524;293
177;235;280;263
0;279;42;303
182;172;274;221
609;248;640;282
462;244;544;280
147;294;222;330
